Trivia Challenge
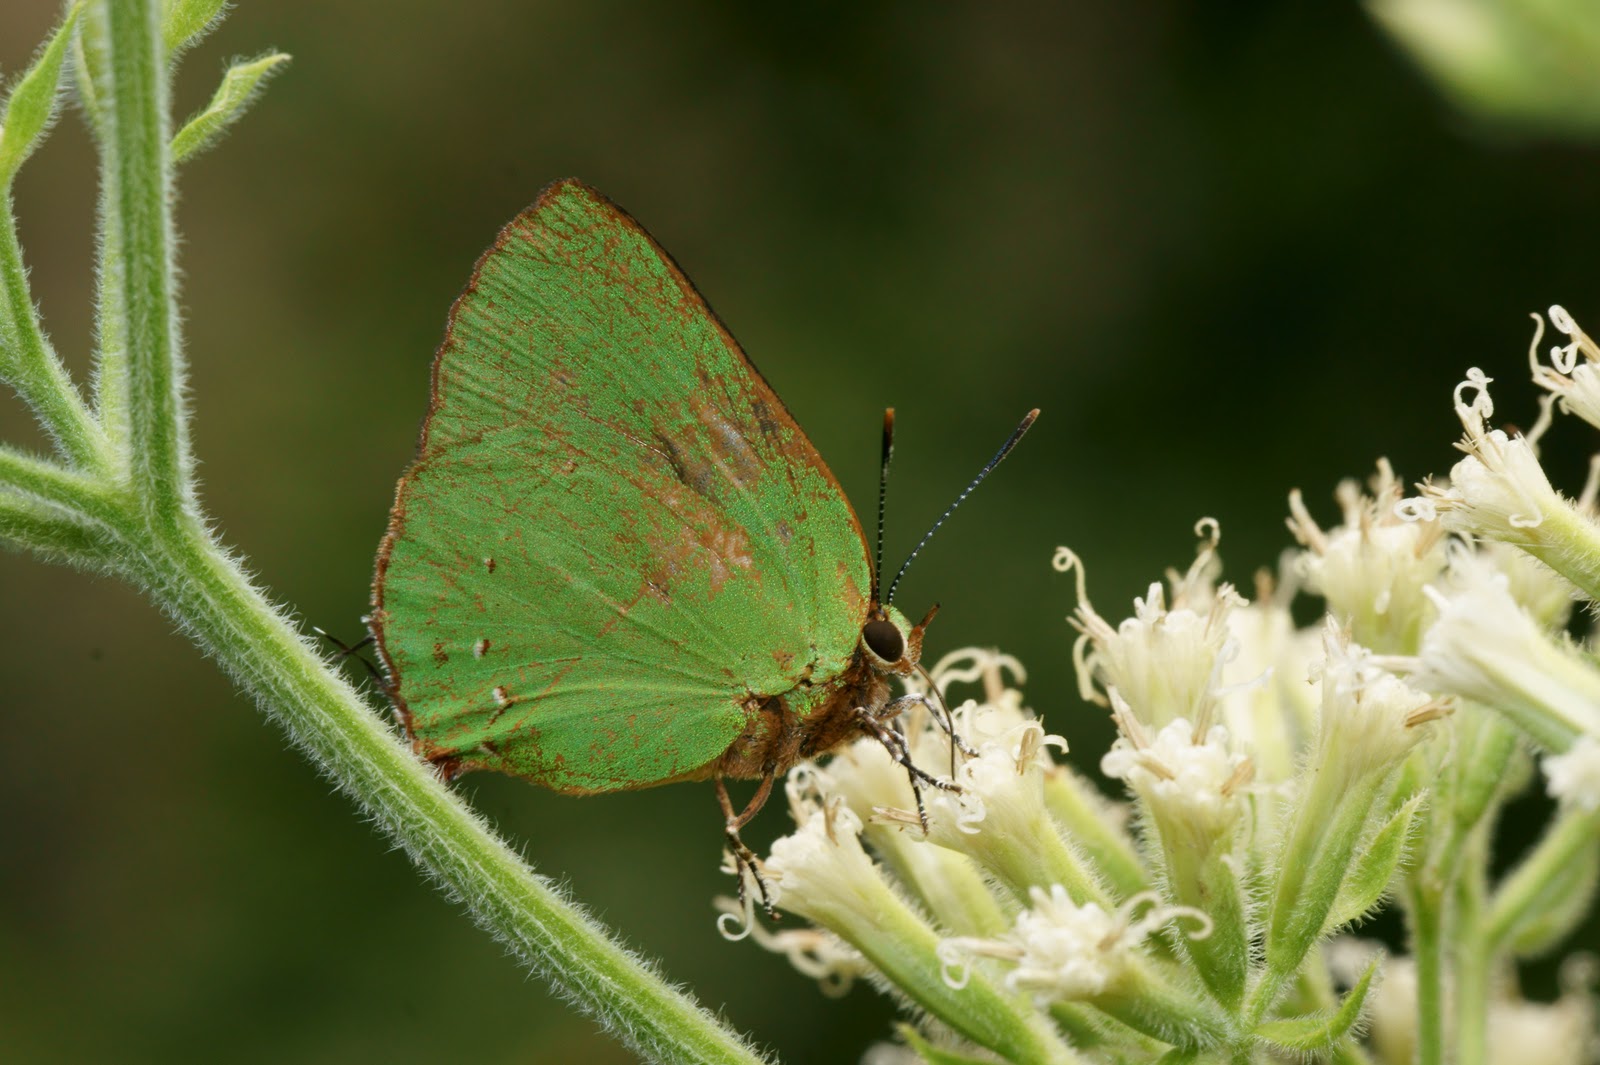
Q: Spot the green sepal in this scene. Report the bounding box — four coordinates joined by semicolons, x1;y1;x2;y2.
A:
1090;958;1233;1051
1323;792;1424;936
896;1025;999;1065
1449;708;1523;833
171;52;289;163
161;0;227;56
1265;782;1373;981
0;5;81;186
863;821;1009;938
1166;841;1250;1009
1381;744;1430;821
1044;764;1150;899
1502;832;1600;956
1253;956;1377;1053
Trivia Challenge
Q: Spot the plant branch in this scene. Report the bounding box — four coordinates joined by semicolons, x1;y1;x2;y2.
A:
105;0;187;528
0;442;126;525
0;198;109;471
73;5;130;451
0;490;117;568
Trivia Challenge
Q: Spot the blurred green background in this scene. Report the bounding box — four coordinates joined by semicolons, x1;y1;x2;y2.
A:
2;2;1598;1061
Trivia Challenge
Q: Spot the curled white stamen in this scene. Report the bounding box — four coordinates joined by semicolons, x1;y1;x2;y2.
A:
1454;367;1495;420
1395;496;1438;523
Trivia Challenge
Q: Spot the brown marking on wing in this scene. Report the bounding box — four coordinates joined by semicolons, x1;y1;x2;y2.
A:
370;179;873;784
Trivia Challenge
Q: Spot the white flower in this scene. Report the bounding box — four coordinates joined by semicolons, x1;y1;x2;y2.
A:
1313;620;1446;786
917;706;1068;845
1408;369;1561;538
1059;532;1246;732
1478;540;1574;629
1216;591;1319;784
938;887;1210;1004
823;645;1035;828
1411;546;1600;746
1101;713;1252;851
1288;459;1447;654
920;645;1030;712
1531;305;1600;432
812;736;915;823
1544;736;1600;811
1366;954;1597;1065
765;803;881;925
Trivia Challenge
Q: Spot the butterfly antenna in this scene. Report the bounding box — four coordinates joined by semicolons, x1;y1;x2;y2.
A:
872;408;896;604
885;409;1039;604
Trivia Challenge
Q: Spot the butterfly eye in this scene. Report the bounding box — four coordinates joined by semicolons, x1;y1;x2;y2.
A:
862;618;905;663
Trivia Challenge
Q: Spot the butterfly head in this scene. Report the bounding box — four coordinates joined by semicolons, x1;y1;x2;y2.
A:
859;602;939;677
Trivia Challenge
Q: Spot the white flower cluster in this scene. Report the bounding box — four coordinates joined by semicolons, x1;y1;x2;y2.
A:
721;308;1600;1065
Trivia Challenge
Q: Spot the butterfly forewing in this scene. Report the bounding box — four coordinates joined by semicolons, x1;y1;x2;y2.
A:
372;180;872;793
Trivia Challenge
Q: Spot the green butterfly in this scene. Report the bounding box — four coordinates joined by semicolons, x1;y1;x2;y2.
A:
370;180;1031;900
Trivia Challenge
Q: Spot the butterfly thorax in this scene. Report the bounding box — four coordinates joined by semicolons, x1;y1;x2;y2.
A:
710;601;925;781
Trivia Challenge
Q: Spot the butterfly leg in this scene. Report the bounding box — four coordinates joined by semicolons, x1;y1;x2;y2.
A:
312;626;386;687
885;687;978;777
910;665;981;770
717;771;779;918
853;703;961;834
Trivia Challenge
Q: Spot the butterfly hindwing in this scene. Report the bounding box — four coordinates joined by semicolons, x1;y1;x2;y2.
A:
371;180;872;793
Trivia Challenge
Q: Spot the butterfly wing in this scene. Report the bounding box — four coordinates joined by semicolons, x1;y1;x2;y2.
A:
371;180;872;793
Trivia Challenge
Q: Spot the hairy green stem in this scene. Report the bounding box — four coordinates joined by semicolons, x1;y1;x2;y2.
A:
105;0;187;527
0;492;116;566
1452;832;1490;1065
0;198;109;470
1405;878;1446;1065
0;444;125;525
77;3;132;449
808;865;1081;1065
125;519;769;1065
1485;804;1600;950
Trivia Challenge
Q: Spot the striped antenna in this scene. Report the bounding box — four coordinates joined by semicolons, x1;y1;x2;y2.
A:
871;408;895;604
885;409;1039;605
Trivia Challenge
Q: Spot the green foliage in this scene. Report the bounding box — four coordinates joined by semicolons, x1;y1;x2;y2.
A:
1323;793;1426;936
1253;958;1377;1054
0;5;80;186
171;51;288;162
162;0;228;55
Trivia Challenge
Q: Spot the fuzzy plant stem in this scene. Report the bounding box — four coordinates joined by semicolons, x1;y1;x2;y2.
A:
1404;877;1447;1065
0;3;769;1062
131;524;769;1065
1451;830;1491;1065
1484;804;1600;950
